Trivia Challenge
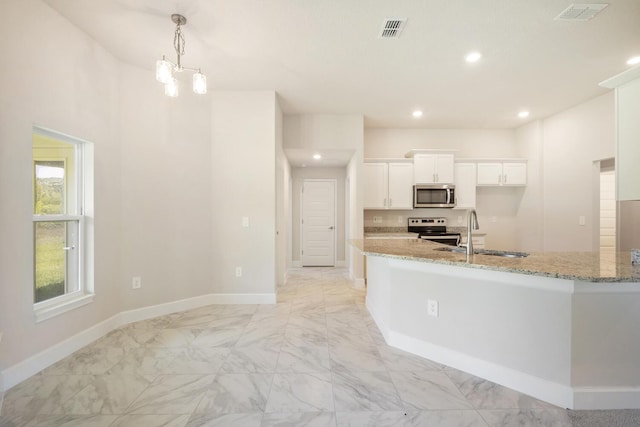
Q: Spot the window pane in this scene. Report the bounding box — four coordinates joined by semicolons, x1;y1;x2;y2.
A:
34;160;65;215
34;221;79;303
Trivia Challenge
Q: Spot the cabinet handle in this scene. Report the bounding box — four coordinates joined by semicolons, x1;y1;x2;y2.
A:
383;198;387;207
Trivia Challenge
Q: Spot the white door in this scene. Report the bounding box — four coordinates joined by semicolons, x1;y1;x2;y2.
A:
302;180;336;266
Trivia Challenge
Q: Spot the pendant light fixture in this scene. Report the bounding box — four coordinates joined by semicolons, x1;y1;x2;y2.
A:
156;14;207;97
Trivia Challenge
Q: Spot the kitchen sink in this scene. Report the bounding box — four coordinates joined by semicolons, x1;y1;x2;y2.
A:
434;246;529;258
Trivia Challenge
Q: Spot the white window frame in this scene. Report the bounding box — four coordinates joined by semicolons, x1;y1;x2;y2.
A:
32;126;94;322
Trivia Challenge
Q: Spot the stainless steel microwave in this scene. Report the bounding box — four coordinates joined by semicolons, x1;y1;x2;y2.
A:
413;184;456;208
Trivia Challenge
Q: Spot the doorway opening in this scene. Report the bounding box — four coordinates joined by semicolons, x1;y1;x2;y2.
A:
599;159;616;252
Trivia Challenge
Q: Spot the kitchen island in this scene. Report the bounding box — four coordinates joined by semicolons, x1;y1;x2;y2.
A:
352;238;640;410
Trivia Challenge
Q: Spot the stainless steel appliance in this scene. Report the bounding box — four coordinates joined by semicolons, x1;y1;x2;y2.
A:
413;184;455;208
408;217;461;246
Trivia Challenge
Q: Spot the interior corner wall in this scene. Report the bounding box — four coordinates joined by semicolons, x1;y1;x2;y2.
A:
540;93;615;252
514;120;544;252
275;101;291;285
210;92;278;294
0;0;122;370
291;168;347;264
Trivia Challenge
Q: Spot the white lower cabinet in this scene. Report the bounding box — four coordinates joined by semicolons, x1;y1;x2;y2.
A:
477;162;526;186
364;162;413;209
454;163;476;209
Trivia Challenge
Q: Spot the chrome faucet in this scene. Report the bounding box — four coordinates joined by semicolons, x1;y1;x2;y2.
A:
464;209;480;256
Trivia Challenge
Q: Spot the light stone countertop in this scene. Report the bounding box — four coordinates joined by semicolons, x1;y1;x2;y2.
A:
352;238;640;283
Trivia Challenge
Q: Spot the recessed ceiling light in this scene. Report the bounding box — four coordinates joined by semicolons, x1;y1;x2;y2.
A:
627;56;640;66
518;111;530;118
465;51;482;63
412;110;423;118
313;154;322;160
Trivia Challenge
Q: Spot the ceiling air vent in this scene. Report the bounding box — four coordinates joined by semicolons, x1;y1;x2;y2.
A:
554;3;608;21
378;18;407;39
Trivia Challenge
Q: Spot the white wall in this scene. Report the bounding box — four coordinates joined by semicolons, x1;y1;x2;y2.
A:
291;168;347;264
540;93;614;252
0;0;282;382
0;0;122;370
514;121;544;251
118;63;213;310
210;92;278;294
365;129;518;159
275;103;291;285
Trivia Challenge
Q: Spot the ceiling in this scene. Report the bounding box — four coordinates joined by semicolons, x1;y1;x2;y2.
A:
44;0;639;131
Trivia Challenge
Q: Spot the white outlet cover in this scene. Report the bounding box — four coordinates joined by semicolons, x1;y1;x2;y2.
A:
242;217;250;227
427;299;439;317
579;216;586;226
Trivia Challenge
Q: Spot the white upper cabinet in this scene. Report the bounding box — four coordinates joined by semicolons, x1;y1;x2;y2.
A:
454;162;476;209
364;162;414;209
363;163;388;209
413;153;454;184
387;163;414;209
477;161;526;186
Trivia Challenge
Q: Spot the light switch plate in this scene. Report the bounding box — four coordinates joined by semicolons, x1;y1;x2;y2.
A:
242;217;250;227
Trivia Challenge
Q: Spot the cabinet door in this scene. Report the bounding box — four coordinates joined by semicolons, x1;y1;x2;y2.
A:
477;163;503;185
435;154;455;183
502;162;527;185
454;163;476;209
387;163;414;209
413;154;437;184
363;163;388;209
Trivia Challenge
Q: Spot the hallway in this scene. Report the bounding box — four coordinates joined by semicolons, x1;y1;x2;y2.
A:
1;267;639;426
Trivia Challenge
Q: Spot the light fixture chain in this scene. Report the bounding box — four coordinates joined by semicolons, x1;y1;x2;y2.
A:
173;23;186;68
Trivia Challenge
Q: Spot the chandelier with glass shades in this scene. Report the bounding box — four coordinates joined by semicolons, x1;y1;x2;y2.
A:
155;14;207;97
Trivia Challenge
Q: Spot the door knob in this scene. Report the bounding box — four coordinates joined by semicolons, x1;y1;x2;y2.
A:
328;226;334;230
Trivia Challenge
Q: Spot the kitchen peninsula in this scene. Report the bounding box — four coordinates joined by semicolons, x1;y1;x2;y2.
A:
352;238;640;410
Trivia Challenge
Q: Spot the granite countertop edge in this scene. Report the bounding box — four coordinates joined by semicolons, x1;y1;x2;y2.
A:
354;239;640;283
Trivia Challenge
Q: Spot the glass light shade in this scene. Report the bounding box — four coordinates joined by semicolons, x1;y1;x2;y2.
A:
165;77;179;97
156;59;173;83
193;72;207;94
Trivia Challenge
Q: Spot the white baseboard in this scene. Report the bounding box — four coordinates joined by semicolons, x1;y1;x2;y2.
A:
291;261;302;268
388;331;575;409
335;260;347;268
0;292;276;392
1;314;121;392
352;278;365;289
573;387;640;410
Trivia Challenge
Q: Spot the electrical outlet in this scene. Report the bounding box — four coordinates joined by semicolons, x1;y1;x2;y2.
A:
235;267;242;277
427;299;439;317
242;217;250;227
579;216;586;226
398;215;403;223
373;216;383;224
132;276;142;289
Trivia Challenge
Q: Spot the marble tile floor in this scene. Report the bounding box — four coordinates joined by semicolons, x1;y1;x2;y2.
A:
2;267;640;427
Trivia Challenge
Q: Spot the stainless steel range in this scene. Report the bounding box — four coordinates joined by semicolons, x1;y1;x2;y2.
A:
408;217;461;246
